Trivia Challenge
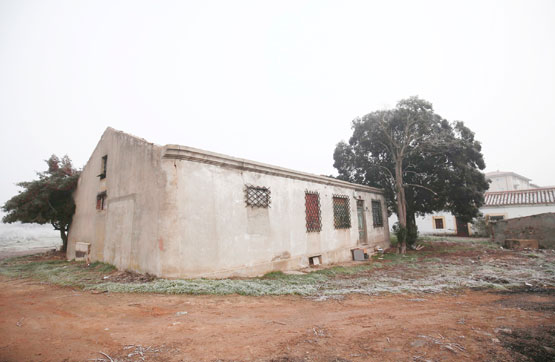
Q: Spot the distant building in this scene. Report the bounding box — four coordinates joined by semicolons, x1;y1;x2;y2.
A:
480;187;555;222
389;171;555;236
67;128;390;278
485;171;536;192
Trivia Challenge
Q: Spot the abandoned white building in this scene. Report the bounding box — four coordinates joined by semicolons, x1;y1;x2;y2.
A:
67;128;390;278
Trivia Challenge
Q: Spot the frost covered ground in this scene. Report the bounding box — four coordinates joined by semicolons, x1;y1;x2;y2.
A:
2;236;553;297
92;239;554;296
0;223;60;255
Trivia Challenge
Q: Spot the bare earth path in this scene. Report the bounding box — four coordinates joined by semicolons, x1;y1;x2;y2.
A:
0;276;553;361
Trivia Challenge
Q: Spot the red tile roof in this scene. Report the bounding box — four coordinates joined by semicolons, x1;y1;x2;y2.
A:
484;188;555;206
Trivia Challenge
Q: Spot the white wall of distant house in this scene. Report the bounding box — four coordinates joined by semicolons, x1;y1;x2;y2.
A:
389;204;555;235
481;204;555;220
488;174;531;192
389;212;457;235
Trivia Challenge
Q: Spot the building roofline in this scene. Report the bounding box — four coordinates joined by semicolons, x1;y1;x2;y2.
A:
162;144;383;194
484;187;555;206
484;187;555;195
485;171;531;181
98;127;383;194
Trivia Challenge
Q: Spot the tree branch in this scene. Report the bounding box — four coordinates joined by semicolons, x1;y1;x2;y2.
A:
377;165;395;181
403;183;438;195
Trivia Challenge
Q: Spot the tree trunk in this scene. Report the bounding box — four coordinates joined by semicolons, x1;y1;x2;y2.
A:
59;228;68;253
395;159;407;254
406;211;417;246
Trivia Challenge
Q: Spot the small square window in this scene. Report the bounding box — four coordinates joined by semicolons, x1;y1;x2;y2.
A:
96;192;107;210
433;217;444;229
371;200;383;227
245;185;271;208
333;195;351;229
305;191;321;232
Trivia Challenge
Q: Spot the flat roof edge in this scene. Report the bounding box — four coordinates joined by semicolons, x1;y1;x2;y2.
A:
162;145;383;194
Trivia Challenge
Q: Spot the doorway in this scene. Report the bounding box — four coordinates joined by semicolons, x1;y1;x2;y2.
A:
456;217;470;237
357;200;367;244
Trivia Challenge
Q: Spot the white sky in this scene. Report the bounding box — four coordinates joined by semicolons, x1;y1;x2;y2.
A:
1;0;554;208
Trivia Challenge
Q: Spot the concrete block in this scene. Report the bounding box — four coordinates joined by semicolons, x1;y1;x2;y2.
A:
75;242;91;260
352;249;365;261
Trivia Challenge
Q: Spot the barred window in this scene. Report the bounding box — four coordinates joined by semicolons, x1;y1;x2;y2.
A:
245;185;271;208
305;191;321;232
333;195;351;229
372;200;383;227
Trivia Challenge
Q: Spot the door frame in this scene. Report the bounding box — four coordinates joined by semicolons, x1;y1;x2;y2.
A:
356;199;367;245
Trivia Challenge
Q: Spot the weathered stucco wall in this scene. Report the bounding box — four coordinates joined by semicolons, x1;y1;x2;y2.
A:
68;129;165;273
158;151;389;277
68;128;390;278
492;213;555;249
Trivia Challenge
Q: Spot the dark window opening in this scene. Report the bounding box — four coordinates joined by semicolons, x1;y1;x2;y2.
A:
434;217;444;229
245;185;271;208
309;255;322;266
96;192;107;210
305;191;321;232
333;195;351;229
98;155;107;179
371;200;383;227
489;215;505;222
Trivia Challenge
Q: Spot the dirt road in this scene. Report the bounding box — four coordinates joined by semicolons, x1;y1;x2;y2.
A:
1;277;553;361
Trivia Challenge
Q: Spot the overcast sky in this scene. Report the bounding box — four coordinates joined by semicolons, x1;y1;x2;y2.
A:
1;0;554;209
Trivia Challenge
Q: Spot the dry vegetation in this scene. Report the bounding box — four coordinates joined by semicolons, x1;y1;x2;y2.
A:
1;237;553;297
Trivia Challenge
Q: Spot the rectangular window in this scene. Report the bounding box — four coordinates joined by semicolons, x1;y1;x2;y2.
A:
245;185;271;208
487;215;505;222
96;192;107;210
371;200;383;227
433;216;445;229
333;195;351;229
305;191;321;232
99;155;107;179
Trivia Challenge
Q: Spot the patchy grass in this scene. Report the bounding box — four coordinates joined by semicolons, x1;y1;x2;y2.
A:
0;256;116;288
389;234;398;247
1;237;554;296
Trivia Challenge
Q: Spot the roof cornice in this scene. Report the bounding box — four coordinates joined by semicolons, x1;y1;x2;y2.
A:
162;145;383;194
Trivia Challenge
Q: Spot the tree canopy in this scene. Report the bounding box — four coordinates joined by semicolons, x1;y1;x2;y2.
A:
334;97;488;253
2;155;81;252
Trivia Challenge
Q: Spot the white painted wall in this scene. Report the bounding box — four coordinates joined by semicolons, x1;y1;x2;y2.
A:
389;212;457;235
487;173;531;192
68;128;390;278
481;204;555;220
389;204;555;235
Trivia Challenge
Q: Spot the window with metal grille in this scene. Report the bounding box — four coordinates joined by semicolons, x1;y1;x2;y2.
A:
372;200;383;227
245;185;271;208
96;192;107;210
333;195;351;229
305;191;321;232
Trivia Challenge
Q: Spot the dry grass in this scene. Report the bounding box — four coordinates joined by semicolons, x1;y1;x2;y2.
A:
1;237;553;296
